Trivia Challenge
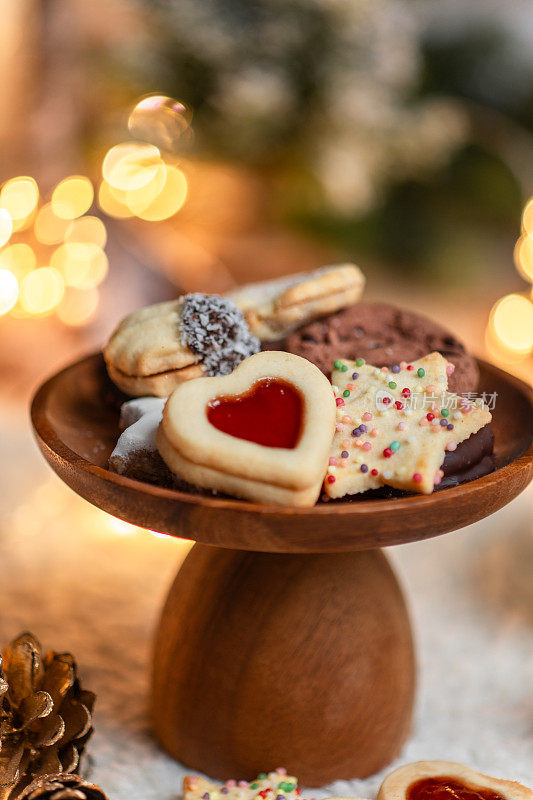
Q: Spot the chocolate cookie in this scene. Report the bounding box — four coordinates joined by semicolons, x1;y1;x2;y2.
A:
282;303;479;393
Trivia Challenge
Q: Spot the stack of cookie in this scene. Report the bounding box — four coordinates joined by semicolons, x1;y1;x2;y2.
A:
103;263;494;507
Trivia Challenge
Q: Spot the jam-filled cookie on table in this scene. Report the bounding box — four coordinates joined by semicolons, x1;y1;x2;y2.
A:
157;351;336;507
378;762;532;800
104;293;260;397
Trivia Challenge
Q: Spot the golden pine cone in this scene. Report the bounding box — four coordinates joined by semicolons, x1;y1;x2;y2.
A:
0;633;96;800
16;774;108;800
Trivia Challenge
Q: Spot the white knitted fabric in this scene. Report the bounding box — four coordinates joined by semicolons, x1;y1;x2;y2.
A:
1;409;531;800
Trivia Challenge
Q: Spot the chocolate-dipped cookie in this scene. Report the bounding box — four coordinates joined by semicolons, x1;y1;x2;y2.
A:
282;303;479;393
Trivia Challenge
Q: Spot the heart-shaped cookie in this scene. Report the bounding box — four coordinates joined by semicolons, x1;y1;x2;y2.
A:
157;351;336;506
378;762;532;800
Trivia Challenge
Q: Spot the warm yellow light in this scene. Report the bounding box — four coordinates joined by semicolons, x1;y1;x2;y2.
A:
490;293;533;355
128;95;192;153
0;208;13;247
57;286;99;326
97;180;133;219
132;166;188;221
0;243;36;279
34;203;70;244
121;163;167;214
65;215;108;248
102;142;163;192
51;242;108;289
51;176;94;220
522;198;533;236
0;176;39;230
514;234;533;282
0;269;19;315
20;267;64;315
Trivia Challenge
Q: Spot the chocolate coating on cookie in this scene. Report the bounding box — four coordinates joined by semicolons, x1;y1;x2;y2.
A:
282;303;479;393
181;293;260;376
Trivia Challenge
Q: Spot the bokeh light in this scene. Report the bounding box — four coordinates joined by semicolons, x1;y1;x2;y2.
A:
0;177;39;231
34;202;71;244
51;242;108;289
97;180;133;218
0;269;19;315
51;176;94;220
0;244;37;283
20;267;64;315
57;286;99;326
522;198;533;237
127;95;192;154
102;142;163;192
0;209;13;247
131;165;188;221
514;234;533;282
65;216;108;248
489;293;533;356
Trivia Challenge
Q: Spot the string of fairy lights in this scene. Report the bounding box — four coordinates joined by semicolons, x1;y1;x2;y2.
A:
0;92;530;366
0;95;190;326
486;197;533;363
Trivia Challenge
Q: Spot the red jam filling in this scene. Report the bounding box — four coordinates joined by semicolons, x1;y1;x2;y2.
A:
407;778;506;800
207;378;303;449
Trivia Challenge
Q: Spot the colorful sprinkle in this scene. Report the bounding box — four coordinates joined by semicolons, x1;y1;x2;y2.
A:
362;412;373;421
417;367;425;377
446;441;457;452
426;384;436;393
352;372;359;380
383;447;393;458
446;363;455;376
397;421;406;431
227;781;237;788
388;381;397;390
381;366;389;373
352;427;362;437
413;472;423;483
250;784;259;790
341;364;348;372
342;415;352;424
360;464;369;473
371;427;380;437
391;364;401;373
239;783;249;789
440;408;449;417
390;440;400;452
334;359;343;370
439;418;448;427
336;398;345;407
343;389;350;397
355;358;365;367
326;475;336;484
446;423;454;431
371;468;379;476
359;423;367;432
335;423;344;432
362;441;372;451
407;364;414;371
383;469;393;480
258;774;267;781
382;397;391;405
395;401;404;410
329;457;338;466
427;413;435;421
341;450;349;459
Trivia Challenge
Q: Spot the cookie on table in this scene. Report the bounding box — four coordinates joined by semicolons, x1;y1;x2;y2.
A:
157;351;336;507
326;352;491;497
378;761;532;800
283;303;479;394
226;264;365;342
183;769;300;800
104;293;260;397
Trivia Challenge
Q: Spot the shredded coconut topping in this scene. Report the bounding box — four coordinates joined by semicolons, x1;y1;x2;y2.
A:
180;293;260;376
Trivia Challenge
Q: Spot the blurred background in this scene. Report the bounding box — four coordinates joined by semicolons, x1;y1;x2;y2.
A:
0;2;532;798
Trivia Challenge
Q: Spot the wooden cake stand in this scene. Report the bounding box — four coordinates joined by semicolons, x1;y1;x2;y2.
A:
31;354;533;786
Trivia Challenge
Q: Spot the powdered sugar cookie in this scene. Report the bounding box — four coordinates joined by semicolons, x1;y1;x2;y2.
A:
226;264;365;341
378;761;532;800
109;397;173;486
325;352;491;497
157;351;336;506
104;294;260;397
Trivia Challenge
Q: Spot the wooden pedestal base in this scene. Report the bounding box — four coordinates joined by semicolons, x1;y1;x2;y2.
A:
151;544;416;785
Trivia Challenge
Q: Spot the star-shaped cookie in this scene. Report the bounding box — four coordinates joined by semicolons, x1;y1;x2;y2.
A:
325;352;491;497
183;769;300;800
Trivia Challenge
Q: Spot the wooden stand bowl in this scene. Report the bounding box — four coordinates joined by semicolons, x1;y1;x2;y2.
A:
31;354;533;785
